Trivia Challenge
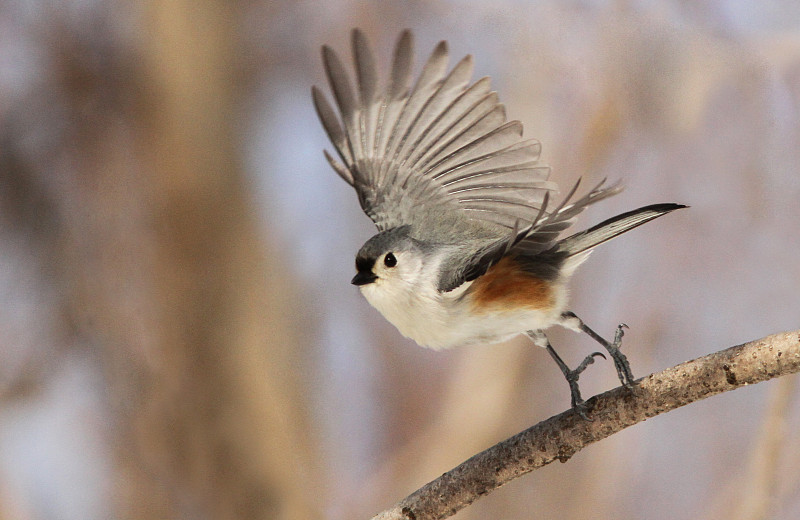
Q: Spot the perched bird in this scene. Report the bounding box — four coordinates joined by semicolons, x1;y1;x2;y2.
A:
312;29;686;418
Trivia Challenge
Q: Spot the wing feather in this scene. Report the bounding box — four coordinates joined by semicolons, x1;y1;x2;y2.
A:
352;29;378;156
323;149;354;185
405;77;492;168
321;45;360;160
436;141;548;186
381;40;450;175
312;86;352;169
315;30;569;234
427;120;524;180
374;30;413;174
413;91;500;171
511;178;624;256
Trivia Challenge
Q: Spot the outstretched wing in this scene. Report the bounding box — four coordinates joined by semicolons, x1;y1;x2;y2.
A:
436;179;624;291
312;29;554;232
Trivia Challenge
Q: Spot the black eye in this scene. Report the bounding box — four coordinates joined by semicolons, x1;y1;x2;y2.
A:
384;252;397;268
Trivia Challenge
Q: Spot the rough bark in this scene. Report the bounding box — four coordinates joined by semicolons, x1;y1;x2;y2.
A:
372;330;800;520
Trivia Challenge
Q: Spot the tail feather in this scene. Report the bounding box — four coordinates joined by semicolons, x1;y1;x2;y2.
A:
555;203;687;256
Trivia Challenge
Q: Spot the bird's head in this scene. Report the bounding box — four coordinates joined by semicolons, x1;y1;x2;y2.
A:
351;226;429;292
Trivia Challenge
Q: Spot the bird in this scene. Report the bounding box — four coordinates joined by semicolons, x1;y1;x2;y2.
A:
312;29;686;418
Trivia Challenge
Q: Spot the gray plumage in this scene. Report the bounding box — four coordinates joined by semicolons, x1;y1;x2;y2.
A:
313;29;556;234
314;29;686;295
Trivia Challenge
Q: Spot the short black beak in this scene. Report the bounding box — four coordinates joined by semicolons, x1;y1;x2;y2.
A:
351;271;378;286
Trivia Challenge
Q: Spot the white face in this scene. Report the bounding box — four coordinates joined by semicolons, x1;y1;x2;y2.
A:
357;248;481;350
357;248;432;324
365;250;425;293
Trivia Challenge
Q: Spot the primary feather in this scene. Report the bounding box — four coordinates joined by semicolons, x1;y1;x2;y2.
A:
313;29;554;234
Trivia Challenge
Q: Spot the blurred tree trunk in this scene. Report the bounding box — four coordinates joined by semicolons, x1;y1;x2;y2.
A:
34;1;317;519
117;2;315;518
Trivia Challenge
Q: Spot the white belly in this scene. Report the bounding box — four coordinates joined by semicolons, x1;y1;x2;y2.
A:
359;279;567;350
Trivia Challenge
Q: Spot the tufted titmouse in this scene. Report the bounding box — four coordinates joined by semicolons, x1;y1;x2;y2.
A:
312;29;686;418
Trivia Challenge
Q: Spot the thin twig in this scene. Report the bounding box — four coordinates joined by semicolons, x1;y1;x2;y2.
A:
371;330;800;520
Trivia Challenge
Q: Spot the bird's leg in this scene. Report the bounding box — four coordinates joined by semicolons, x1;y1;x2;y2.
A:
561;311;634;389
527;330;605;421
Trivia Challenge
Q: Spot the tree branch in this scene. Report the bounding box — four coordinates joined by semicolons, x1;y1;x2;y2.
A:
371;330;800;520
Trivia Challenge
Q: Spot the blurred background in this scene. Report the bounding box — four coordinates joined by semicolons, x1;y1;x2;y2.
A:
1;1;799;519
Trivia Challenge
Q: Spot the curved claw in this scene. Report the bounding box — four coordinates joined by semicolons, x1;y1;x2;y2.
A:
614;324;628;345
574;351;606;375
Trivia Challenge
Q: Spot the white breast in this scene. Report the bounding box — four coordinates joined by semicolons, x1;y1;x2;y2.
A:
358;274;567;350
